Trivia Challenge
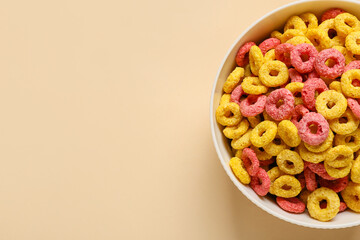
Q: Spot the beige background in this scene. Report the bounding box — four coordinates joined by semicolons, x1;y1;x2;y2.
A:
0;0;359;239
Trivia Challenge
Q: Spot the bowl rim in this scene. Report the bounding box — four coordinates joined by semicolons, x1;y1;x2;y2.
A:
210;0;360;229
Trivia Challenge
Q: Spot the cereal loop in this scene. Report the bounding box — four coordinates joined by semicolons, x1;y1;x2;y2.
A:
324;160;353;178
278;120;301;147
276;149;304;175
265;88;295;121
229;157;251;184
241;77;268;95
345;31;360;55
250;120;277;148
259;60;289;87
231;129;252;150
216;103;242;126
300;12;318;29
341;181;360;212
325;145;354;168
298;143;329;164
334;128;360;152
315;90;347;120
223;119;249;139
236;42;256;67
250;168;271;196
335;13;360;37
298;112;330;146
249;45;264;76
223;67;244;93
242;148;260;176
230;84;245;105
259;38;281;55
275;43;294;67
240;95;267;117
340;69;360;98
290;43;318;73
276;197;306;213
272;175;302;198
284;16;307;34
329;108;360;135
314;48;345;79
307;187;340;221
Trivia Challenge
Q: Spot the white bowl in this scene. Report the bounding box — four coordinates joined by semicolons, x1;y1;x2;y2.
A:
210;0;360;229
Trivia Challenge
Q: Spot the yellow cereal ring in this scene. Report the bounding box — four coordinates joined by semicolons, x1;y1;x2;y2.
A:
299;189;311;205
216;103;242;126
284;16;307;34
219;93;231;105
306;28;331;51
263;135;289;156
244;64;252;77
223;67;244;93
223;119;249;139
278;120;301;147
318;19;344;47
332;46;355;64
325;145;354;168
315;90;347;120
340;69;360;98
271;30;283;41
272;175;302;198
300;12;318;29
241;77;268;95
345;31;360;55
280;29;305;43
249;45;264;76
264;49;276;62
329;80;342;93
250;145;273;160
304;130;334;153
351;155;360;183
259;60;289;87
267;166;286;194
335;13;360;37
307;187;340;221
286;36;313;46
247;115;261;128
285;82;304;105
231;129;252;150
276;149;304;175
229;157;251;184
298;142;329;163
329;108;359;135
250;120;277;147
341;181;360;212
324;160;353;178
334;128;360;152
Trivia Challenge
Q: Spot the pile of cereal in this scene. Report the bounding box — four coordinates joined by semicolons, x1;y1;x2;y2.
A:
216;8;360;222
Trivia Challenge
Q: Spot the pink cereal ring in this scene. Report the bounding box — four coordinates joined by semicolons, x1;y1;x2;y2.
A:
276;197;306;213
236;42;256;67
291;104;310;126
318;176;348;193
290;43;318;73
242;147;260;176
344;60;360;72
289;68;303;83
250;168;270;196
301;78;328;110
230;84;245;106
339;202;347;212
308;162;336;180
240;95;266;117
321;8;346;22
304;167;317;192
275;43;294;67
259;38;281;55
298;112;330;145
348;98;360;119
314;48;345;79
265;88;295;121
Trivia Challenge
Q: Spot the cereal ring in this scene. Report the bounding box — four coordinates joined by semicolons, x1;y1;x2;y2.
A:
250;168;271;196
240;95;266;117
250;120;277;148
230;84;245;106
290;43;318;73
314;48;345;79
324;160;353;178
340;69;360;98
271;30;283;40
259;38;281;55
276;149;304;175
276;197;306;213
318;176;348;193
284;16;307;34
325;145;354;168
291;104;310;126
278;120;301;147
223;67;245;93
263;135;289;156
335;13;360;37
315;90;347;120
329;81;342;93
299;189;311;204
241;77;268;95
247;115;261;128
281;29;305;43
304;167;317;191
351;155;360;183
258;60;289;87
285;82;304;105
318;19;345;47
242;148;260;176
265;88;295;121
275;43;294;67
236;42;256;67
306;28;331;51
304;129;334;153
300;12;318;29
301;78;328;111
345;31;360;55
321;8;346;22
307;187;340;221
231;129;252;150
223;119;250;139
334;128;360;152
249;45;264;76
329;108;359;135
220;93;231;105
298;112;330;146
341;181;360;212
272;175;302;198
215;103;242;126
288;68;303;83
308;162;336;180
264;49;276;62
333;46;355;64
229;157;251;184
298;143;329;164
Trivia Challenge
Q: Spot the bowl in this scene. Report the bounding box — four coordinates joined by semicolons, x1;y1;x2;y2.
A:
210;0;360;229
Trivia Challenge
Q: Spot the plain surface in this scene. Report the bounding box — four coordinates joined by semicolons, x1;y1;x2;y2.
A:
0;0;359;239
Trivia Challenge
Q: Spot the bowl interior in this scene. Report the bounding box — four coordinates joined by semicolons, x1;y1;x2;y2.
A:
211;0;360;229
